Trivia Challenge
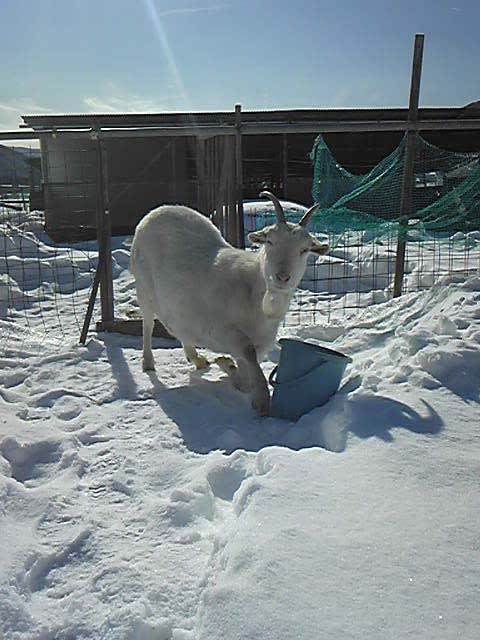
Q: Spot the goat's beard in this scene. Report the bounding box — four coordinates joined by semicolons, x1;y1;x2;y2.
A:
262;288;291;318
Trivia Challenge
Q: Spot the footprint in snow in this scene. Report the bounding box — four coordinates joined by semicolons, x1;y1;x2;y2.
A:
206;457;252;502
0;437;81;487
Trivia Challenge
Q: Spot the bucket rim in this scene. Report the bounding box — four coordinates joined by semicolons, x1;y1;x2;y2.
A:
278;338;352;363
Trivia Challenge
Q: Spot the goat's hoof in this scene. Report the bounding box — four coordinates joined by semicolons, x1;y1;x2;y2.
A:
215;356;236;373
193;355;210;370
142;357;156;372
252;393;270;417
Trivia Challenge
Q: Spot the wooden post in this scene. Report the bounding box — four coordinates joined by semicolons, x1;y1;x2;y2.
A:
224;135;238;245
227;138;236;247
95;136;114;322
171;137;177;201
79;255;103;344
82;133;114;339
235;104;245;248
393;33;424;297
207;137;217;228
196;136;206;212
282;133;289;199
215;136;225;235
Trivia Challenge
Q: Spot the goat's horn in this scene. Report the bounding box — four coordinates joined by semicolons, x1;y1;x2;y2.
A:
299;203;320;227
259;191;286;225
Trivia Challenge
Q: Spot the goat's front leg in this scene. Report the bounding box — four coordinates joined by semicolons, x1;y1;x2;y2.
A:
183;344;209;370
243;344;270;416
224;331;269;416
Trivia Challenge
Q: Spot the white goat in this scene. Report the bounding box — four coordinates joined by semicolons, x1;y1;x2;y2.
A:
130;191;328;415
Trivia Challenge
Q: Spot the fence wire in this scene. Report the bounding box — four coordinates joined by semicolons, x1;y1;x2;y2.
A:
1;138;480;350
244;204;480;326
0;201;98;348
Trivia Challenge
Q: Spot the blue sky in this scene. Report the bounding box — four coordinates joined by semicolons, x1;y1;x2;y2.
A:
1;0;479;132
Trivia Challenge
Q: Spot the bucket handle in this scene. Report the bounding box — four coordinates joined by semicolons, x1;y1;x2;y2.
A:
268;366;279;387
269;358;328;388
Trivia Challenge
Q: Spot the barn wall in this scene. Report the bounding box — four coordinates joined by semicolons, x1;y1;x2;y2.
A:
41;136;197;241
40;127;480;242
42;136;97;240
103;137;197;234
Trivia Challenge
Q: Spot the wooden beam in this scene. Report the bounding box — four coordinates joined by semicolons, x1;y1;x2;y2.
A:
13;117;480;143
239;119;480;134
96;319;175;339
0;131;42;141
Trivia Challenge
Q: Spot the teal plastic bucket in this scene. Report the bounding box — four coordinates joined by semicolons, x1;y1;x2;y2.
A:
269;339;352;420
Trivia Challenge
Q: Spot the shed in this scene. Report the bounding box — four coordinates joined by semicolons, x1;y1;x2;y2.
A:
22;104;480;242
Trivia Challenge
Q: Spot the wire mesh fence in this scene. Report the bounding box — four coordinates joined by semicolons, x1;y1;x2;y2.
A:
1;133;480;350
0;202;98;346
244;202;480;326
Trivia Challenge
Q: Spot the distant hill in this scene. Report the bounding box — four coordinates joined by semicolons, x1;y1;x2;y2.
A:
0;145;41;185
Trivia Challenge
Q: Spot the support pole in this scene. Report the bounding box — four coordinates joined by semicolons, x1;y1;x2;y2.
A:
393;33;424;298
79;255;103;344
79;134;114;341
94;135;114;322
224;135;238;245
235;104;245;248
282;133;289;199
196;136;206;212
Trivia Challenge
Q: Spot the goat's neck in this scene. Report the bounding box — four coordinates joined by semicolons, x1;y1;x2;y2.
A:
255;249;294;320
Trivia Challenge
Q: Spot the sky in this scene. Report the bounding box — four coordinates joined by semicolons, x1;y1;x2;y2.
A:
1;0;479;135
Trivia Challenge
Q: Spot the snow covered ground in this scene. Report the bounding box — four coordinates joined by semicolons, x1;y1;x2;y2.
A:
1;205;480;639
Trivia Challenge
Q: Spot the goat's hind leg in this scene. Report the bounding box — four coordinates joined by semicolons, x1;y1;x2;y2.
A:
137;287;156;371
215;356;251;393
183;344;209;370
140;310;155;371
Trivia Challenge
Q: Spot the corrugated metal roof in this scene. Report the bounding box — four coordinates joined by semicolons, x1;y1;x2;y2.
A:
21;105;480;130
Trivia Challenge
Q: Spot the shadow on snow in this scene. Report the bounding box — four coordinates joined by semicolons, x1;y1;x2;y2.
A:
102;338;444;455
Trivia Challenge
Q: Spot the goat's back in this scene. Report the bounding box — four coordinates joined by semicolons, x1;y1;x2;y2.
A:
132;205;227;267
130;204;238;309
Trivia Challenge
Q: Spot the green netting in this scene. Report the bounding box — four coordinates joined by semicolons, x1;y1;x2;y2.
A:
309;133;480;237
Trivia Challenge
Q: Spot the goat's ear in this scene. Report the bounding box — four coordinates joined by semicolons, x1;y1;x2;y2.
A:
248;230;268;245
310;238;329;255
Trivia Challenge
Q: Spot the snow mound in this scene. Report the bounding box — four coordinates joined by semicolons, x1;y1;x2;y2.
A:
1;205;479;638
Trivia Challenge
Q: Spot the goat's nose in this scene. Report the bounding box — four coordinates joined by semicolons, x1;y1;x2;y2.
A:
275;272;291;283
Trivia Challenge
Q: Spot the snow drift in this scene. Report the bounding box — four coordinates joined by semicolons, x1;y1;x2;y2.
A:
0;206;479;639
